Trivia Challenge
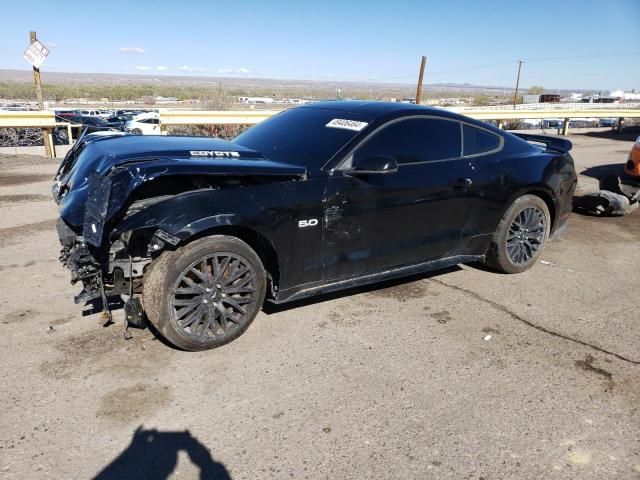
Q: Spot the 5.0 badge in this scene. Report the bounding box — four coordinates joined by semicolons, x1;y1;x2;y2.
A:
298;219;319;228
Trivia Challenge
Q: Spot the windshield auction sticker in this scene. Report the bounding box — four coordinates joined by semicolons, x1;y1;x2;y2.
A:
325;119;368;131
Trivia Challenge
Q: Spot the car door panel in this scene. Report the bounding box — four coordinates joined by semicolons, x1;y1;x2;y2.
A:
322;159;474;281
321;117;475;282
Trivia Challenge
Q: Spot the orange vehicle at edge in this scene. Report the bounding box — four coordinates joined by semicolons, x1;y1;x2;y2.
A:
624;137;640;178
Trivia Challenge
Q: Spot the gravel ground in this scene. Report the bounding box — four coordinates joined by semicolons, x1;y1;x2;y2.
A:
0;131;638;480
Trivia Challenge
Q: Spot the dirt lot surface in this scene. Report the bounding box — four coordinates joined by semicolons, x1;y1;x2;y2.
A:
0;131;639;479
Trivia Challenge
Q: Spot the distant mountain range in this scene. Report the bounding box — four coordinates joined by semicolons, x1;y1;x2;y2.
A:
0;69;590;96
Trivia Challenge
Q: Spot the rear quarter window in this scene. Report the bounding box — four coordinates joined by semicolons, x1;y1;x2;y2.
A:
462;124;501;156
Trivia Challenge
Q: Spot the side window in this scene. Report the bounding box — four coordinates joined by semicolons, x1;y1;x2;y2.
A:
462;124;501;156
355;118;461;165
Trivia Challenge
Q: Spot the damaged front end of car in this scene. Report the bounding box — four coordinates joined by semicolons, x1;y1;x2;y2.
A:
55;169;180;329
53;135;306;331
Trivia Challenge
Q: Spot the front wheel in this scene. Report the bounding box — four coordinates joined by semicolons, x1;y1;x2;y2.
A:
485;194;551;274
143;236;266;351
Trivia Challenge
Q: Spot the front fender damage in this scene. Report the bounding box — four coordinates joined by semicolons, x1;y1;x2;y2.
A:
58;159;303;330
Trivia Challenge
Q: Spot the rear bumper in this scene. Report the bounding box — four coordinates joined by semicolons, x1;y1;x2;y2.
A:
551;169;578;240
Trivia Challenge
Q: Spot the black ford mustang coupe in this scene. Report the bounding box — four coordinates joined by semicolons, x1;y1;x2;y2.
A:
53;101;577;350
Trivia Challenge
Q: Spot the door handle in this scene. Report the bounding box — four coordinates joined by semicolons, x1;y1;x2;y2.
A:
451;178;473;188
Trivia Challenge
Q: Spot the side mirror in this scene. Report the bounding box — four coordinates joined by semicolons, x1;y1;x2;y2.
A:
345;155;398;175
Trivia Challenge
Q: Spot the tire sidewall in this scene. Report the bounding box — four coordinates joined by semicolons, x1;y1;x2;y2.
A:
145;236;266;351
494;195;551;274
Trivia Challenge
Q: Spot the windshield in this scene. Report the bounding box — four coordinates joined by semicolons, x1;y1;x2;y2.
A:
232;107;371;170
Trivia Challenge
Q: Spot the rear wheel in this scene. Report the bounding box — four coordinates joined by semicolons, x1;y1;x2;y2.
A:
485;194;550;274
143;236;266;351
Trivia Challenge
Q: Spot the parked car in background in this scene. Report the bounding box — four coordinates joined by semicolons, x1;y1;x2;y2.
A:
69;115;115;132
125;114;161;135
599;118;618;128
568;118;598;128
76;109;100;117
103;114;134;131
53;114;120;143
54;112;78;122
54;101;577;351
115;109;155;117
106;113;135;123
541;119;563;129
76;109;113;118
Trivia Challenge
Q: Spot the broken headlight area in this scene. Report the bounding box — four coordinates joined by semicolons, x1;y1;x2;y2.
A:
56;217;100;301
58;237;103;304
57;223;162;334
57;218;156;307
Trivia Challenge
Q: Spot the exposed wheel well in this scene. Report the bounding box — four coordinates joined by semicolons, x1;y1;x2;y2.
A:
187;226;280;297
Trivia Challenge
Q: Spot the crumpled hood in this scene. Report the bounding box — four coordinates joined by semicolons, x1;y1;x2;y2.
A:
54;135;307;242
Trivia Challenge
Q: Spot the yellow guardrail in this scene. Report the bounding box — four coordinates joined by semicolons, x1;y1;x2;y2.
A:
0;110;57;156
0;110;57;128
456;108;640;120
2;106;640;157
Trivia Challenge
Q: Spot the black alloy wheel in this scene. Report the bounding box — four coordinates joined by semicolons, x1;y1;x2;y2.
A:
143;236;266;351
505;206;547;265
170;253;258;340
485;194;551;274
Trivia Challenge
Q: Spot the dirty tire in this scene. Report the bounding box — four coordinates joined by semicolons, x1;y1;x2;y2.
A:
132;128;143;135
143;236;266;351
485;194;550;274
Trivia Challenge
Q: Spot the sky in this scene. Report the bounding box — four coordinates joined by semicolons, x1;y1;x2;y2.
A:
1;0;639;90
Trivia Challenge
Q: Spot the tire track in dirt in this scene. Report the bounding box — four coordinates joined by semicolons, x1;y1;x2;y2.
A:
97;383;172;423
0;194;50;204
0;174;52;187
0;219;57;248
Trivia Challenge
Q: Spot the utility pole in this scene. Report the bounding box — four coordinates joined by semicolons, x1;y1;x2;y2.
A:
29;31;44;110
29;31;52;157
513;60;523;110
415;56;427;104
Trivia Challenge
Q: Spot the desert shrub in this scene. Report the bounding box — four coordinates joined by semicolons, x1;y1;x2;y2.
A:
167;124;251;140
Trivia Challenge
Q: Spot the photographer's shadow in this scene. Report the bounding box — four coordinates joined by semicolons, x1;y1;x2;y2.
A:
95;426;230;480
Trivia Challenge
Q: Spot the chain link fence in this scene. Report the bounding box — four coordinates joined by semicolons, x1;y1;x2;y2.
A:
0;127;71;147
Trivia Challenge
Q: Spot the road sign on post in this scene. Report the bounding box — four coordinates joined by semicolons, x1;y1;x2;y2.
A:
23;39;49;69
25;31;53;157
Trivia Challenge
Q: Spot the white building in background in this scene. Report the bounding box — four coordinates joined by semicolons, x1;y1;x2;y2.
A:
578;90;640;103
620;91;640;100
